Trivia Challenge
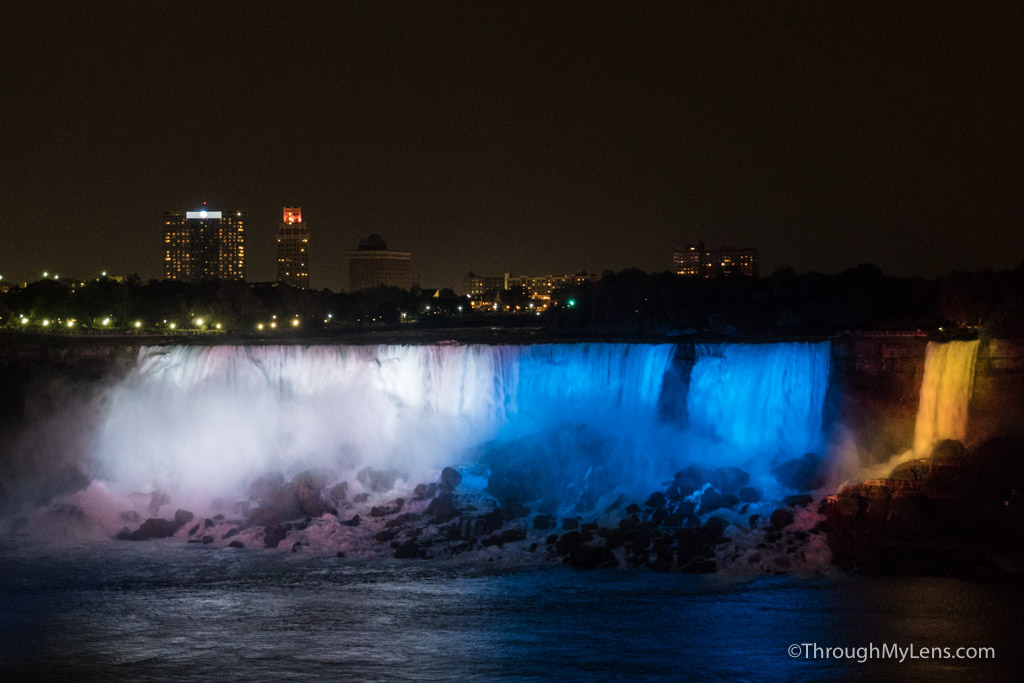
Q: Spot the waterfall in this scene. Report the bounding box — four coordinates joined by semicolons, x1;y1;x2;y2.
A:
94;343;677;498
686;342;831;459
913;340;980;455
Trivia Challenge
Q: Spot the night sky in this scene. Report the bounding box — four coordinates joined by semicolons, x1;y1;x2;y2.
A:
1;1;1021;290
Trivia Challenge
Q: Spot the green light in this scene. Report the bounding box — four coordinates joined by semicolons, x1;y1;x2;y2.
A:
567;299;576;307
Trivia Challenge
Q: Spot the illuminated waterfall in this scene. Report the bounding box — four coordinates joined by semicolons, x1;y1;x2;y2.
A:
94;344;676;498
686;342;831;458
913;340;980;455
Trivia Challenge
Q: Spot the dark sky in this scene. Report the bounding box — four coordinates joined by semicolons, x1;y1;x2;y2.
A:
1;1;1021;290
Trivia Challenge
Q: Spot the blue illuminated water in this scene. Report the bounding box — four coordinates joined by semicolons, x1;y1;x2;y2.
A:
687;342;831;458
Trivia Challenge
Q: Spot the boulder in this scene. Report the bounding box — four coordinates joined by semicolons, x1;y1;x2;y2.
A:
202;535;214;544
440;467;462;491
173;509;194;526
263;526;287;548
228;540;245;548
357;467;405;493
697;487;725;513
772;453;826;491
770;509;795;530
562;518;579;531
565;544;618;569
783;494;814;507
737;486;761;503
669;466;712;498
341;514;361;527
118;517;179;541
533;514;551;530
930;439;967;462
645;491;666;509
394;541;420;559
425;492;460;523
708;467;750;494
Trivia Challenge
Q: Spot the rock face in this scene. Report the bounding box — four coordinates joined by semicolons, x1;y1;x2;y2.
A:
773;453;826;491
826;438;1024;576
118;517;180;541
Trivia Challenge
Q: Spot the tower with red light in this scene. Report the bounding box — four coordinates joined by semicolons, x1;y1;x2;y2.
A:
276;206;310;288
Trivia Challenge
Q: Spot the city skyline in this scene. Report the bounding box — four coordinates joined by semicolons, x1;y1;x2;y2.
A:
1;3;1021;290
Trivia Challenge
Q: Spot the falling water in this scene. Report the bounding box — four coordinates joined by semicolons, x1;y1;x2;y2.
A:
686;342;832;459
913;340;980;455
93;343;677;502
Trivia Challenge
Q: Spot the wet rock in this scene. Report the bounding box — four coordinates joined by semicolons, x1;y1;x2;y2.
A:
385;512;421;529
335;551;346;558
247;506;286;528
188;524;200;536
502;502;529;521
669;466;713;499
709;467;750;494
738;487;761;503
352;493;370;503
291;541;302;553
174;509;194;526
545;534;559;545
533;514;551;530
119;517;179;541
202;535;214;544
341;514;361;527
701;516;728;542
772;453;826;491
394;540;420;559
228;540;245;548
222;527;240;539
645;491;666;509
413;483;439;500
565;544;618;569
556;531;583;555
249;472;286;502
680;558;717;573
425;492;460;523
783;494;814;508
295;481;325;518
697;487;725;513
357;467;405;493
562;518;579;531
748;514;762;529
263;527;287;548
625;503;640;515
204;518;215;529
770;509;795;530
619;517;637;531
440;466;462;491
604;494;627;512
326;481;349;504
375;530;397;542
930;439;967;462
662;512;683;527
721;493;739;509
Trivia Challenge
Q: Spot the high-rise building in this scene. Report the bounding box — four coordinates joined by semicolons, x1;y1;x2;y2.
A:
276;207;310;288
673;242;706;277
163;207;245;281
717;247;759;278
349;234;412;291
673;242;759;278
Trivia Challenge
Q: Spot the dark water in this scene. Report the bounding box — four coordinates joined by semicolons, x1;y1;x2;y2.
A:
1;543;1020;682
